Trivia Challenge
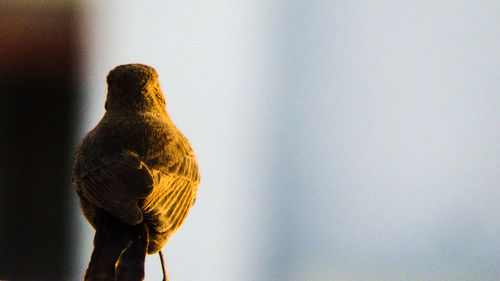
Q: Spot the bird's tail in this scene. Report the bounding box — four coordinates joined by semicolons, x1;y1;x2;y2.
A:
84;210;149;281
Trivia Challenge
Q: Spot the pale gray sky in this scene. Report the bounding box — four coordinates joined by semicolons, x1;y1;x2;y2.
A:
75;1;500;280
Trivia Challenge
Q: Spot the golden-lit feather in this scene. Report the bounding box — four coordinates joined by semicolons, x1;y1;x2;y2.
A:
72;64;200;262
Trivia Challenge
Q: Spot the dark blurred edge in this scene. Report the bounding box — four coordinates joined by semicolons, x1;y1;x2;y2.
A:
0;2;81;280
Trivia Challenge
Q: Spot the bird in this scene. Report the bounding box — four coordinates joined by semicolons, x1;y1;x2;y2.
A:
72;64;200;281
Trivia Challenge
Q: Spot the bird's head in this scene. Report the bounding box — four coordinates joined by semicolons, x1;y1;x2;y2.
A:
105;64;166;112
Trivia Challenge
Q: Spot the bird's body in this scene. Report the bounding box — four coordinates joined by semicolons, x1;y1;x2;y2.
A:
72;64;199;281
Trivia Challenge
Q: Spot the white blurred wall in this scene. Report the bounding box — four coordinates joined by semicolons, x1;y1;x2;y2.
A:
75;1;500;280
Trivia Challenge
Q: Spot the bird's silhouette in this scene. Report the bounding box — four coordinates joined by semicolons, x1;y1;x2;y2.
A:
72;64;200;281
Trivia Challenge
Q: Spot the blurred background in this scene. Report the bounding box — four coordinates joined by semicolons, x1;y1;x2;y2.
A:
1;0;500;280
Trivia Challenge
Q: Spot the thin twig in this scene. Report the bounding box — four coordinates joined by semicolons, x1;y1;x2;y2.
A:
159;250;167;281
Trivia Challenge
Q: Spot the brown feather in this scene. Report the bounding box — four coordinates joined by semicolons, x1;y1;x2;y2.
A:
72;64;200;280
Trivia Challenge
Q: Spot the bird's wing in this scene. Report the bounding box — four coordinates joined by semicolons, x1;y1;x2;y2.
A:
75;150;154;225
141;137;200;235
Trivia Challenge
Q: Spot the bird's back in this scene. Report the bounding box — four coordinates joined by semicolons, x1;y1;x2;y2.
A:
73;110;200;253
73;63;199;281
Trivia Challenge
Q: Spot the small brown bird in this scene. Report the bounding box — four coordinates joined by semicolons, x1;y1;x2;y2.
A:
72;64;200;281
